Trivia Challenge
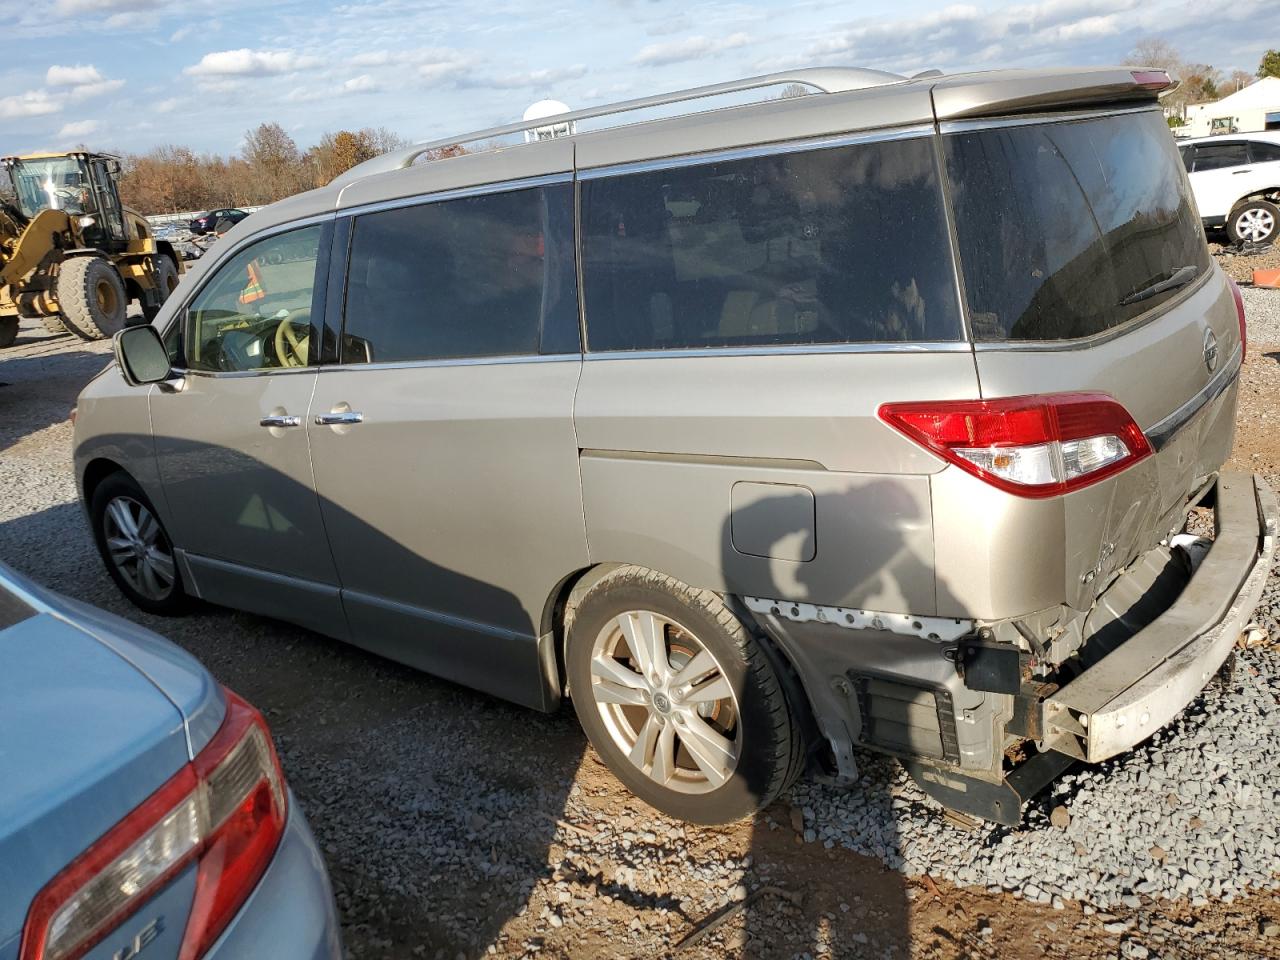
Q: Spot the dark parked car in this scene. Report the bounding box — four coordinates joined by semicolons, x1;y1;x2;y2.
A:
189;208;249;235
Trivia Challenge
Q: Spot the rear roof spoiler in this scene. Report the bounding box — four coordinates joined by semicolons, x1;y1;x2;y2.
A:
930;66;1176;122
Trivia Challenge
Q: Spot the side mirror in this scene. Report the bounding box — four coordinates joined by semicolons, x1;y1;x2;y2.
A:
114;325;172;386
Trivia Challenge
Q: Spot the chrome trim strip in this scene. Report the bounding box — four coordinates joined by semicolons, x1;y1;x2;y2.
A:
584;340;969;361
577;124;934;180
1146;344;1243;451
938;104;1158;135
970;269;1213;354
338;172;573;219
315;353;580;372
181;365;320;379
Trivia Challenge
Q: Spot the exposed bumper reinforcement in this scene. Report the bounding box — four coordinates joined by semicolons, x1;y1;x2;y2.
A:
1045;472;1277;763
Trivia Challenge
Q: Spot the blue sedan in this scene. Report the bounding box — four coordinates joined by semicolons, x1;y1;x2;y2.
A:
0;562;342;960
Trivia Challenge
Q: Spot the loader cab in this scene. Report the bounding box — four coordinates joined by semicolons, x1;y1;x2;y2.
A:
2;152;126;247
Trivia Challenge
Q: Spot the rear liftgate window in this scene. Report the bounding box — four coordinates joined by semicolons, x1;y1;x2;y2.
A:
945;110;1211;342
580;136;963;351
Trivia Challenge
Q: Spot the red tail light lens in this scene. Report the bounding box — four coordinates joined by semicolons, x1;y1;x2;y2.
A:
1228;277;1247;362
20;690;287;960
879;393;1152;498
1131;70;1173;91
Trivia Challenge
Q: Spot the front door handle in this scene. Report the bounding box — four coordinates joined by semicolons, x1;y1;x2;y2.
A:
314;410;364;426
259;414;302;428
1232;168;1253;174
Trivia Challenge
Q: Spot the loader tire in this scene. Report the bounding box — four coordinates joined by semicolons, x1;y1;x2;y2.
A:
141;255;180;322
41;313;69;336
0;316;17;348
58;256;128;340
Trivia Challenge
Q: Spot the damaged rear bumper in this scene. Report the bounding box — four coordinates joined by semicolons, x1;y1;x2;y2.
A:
1044;472;1277;763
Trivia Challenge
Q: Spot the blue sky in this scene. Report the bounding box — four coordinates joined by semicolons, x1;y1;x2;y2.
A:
0;0;1272;156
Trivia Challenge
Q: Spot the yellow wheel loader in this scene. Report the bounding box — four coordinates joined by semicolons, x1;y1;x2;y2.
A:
0;151;182;349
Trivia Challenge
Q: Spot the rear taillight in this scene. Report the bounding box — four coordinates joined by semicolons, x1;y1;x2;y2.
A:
1229;277;1247;361
20;690;287;960
879;393;1152;498
1131;69;1173;91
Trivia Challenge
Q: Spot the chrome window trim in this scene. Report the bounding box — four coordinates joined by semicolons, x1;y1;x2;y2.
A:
316;353;580;373
969;269;1213;353
938;104;1159;135
584;341;970;361
576;124;934;180
1146;343;1243;451
179;364;321;379
337;172;573;220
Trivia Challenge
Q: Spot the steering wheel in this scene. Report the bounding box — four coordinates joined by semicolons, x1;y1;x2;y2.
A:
273;310;311;367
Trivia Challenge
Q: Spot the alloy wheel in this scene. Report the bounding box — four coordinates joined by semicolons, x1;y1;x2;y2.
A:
588;609;741;794
1236;208;1276;243
103;496;176;600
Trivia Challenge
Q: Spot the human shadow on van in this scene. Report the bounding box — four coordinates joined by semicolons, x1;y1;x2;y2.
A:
717;480;953;957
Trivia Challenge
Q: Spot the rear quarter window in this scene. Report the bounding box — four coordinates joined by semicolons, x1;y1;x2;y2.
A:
945;111;1210;342
580;136;963;352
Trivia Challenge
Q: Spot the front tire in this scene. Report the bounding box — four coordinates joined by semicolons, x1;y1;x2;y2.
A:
1228;199;1280;245
0;316;17;348
58;256;128;340
90;472;190;616
566;566;803;824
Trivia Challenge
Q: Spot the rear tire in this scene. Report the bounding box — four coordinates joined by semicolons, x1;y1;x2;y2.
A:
1228;199;1280;245
0;316;17;348
566;565;803;824
142;255;180;322
40;313;69;336
58;256;128;340
90;472;190;616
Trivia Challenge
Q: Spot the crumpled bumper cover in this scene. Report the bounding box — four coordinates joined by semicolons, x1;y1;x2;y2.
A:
1046;472;1277;763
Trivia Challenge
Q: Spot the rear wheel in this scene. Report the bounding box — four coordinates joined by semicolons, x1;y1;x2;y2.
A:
58;256;128;340
1228;199;1280;245
0;316;17;348
566;566;803;824
90;472;190;615
142;255;179;321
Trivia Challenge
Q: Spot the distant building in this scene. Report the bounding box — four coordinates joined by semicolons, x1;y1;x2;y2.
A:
1175;76;1280;138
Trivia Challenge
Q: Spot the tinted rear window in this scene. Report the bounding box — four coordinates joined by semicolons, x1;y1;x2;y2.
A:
581;137;962;352
946;111;1210;342
1193;141;1249;171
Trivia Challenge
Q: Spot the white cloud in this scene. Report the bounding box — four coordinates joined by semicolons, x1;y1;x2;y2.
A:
341;74;380;94
185;48;321;77
349;50;390;67
480;65;587;90
68;79;125;101
0;89;61;119
54;0;161;13
46;63;104;86
418;55;473;84
633;32;751;67
169;24;195;42
155;97;182;113
58;119;98;138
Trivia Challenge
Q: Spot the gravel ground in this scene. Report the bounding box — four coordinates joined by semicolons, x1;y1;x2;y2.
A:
2;301;1279;959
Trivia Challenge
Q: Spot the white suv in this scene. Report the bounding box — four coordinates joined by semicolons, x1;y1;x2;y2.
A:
1180;132;1280;244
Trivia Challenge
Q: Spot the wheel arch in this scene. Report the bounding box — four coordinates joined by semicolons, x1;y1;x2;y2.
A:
541;561;824;775
80;456;126;507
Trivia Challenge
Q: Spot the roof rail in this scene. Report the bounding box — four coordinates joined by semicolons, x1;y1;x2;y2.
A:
331;66;908;187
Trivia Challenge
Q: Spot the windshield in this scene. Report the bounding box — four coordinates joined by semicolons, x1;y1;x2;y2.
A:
944;110;1210;342
9;157;92;219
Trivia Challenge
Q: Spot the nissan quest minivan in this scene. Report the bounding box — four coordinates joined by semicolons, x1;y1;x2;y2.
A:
73;66;1277;826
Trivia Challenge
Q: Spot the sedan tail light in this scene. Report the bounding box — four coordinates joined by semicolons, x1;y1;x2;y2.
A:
1228;277;1247;361
879;393;1152;498
20;690;287;960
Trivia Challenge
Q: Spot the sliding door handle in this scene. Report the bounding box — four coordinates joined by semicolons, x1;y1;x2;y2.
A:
314;410;365;426
259;414;302;428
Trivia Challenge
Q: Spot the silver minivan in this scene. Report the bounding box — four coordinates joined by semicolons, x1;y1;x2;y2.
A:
74;66;1277;826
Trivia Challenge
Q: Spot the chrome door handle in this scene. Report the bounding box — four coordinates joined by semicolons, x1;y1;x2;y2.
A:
314;411;364;425
259;414;302;428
